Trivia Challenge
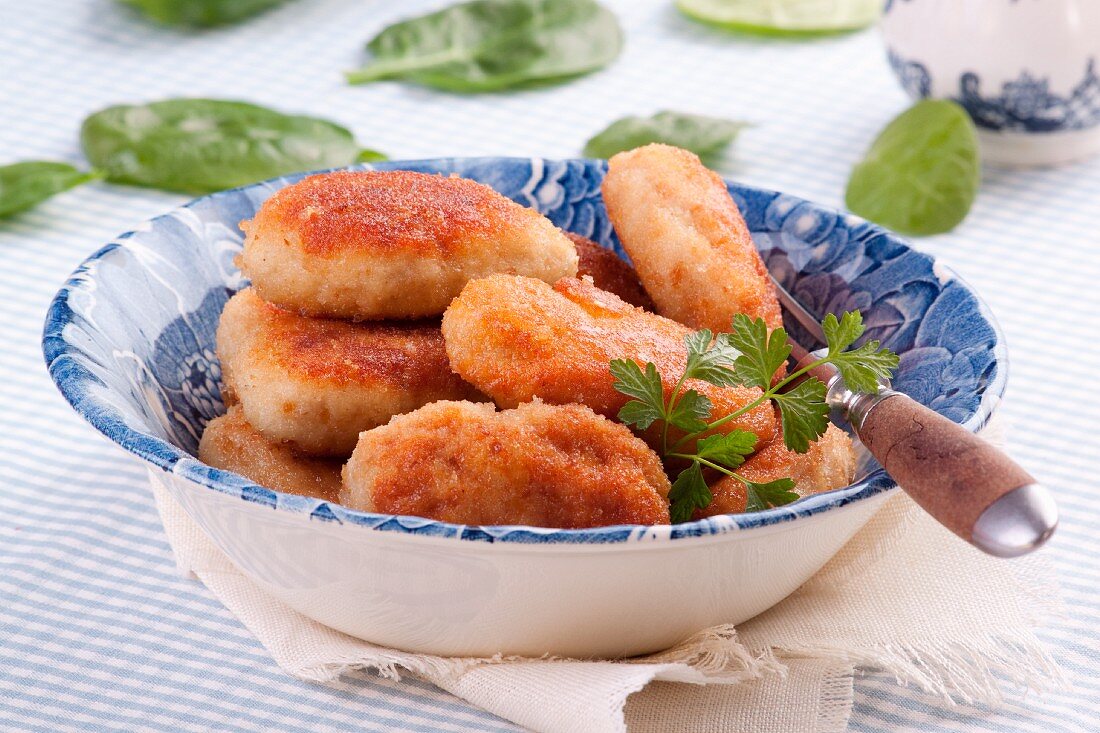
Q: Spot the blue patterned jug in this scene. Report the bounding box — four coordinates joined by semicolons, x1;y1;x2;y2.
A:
881;0;1100;167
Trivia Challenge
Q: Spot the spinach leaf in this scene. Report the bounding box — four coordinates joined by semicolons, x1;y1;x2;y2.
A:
845;99;980;236
81;99;366;194
119;0;286;27
677;0;881;36
356;148;389;163
584;111;747;160
347;0;623;93
0;162;97;219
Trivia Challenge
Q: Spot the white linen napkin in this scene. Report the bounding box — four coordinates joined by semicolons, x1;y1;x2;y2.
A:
151;422;1062;733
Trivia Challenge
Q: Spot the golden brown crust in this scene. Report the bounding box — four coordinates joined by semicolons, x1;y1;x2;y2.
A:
238;170;578;319
695;423;856;518
441;274;777;448
217;288;483;456
601;144;783;332
199;405;343;503
245;170;529;257
341;400;671;527
248;293;461;389
567;232;655;310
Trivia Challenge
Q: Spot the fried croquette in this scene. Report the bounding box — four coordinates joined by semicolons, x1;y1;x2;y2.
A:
441;275;778;446
217;288;483;457
341;400;671;527
567;232;654;310
601;144;783;332
238;170;579;320
694;424;856;518
199;405;343;503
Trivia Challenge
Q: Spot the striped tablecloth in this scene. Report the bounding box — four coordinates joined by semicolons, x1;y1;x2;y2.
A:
1;1;1097;730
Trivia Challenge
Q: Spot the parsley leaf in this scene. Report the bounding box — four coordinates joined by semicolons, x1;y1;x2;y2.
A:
683;329;741;386
683;329;713;365
744;478;799;513
667;389;713;433
611;359;667;430
727;314;791;389
617;400;664;430
822;311;900;393
773;378;829;453
610;359;663;408
610;306;898;522
695;431;757;469
669;463;711;523
830;341;899;394
822;311;864;352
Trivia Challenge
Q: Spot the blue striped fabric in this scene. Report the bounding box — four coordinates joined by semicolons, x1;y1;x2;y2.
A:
1;1;1097;731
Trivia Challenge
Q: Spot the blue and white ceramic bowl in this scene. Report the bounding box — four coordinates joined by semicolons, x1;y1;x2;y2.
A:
881;0;1100;167
43;158;1006;658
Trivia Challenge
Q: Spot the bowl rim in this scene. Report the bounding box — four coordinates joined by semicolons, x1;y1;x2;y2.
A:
42;157;1008;546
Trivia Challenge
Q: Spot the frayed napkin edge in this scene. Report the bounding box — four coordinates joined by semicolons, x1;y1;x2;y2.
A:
282;623;786;688
761;550;1067;706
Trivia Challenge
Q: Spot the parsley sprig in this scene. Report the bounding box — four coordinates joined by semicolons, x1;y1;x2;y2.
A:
610;311;898;523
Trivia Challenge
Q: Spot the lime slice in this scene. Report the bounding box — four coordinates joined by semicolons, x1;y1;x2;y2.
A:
677;0;883;36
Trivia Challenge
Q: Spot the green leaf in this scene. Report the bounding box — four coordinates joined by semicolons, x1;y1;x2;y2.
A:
346;0;623;93
0;161;97;219
744;477;798;513
773;378;829;453
682;330;741;386
845;99;980;236
81;99;363;194
727;314;790;389
119;0;286;27
822;311;864;353
696;430;757;469
667;389;712;433
583;111;747;160
617;399;663;431
669;462;712;523
829;341;899;394
610;359;664;408
676;0;881;36
683;329;714;362
683;329;714;366
356;148;389;163
821;310;899;393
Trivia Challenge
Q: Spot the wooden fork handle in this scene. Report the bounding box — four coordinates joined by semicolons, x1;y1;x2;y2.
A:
853;390;1058;557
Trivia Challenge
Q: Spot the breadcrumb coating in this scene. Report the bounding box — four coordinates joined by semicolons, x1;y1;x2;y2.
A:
199;405;343;503
441;274;777;448
695;423;855;517
567;232;654;310
216;288;482;456
342;400;671;527
238;170;578;319
602;144;783;332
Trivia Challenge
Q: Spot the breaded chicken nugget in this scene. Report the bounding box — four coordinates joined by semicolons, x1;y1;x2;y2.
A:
342;400;671;527
601;144;783;332
217;288;483;457
567;232;654;310
694;424;855;518
238;170;578;320
199;405;343;503
441;275;777;446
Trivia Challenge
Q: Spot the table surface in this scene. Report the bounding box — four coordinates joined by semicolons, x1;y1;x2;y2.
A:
1;1;1097;731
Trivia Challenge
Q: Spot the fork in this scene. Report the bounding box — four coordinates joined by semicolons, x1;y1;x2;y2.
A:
771;275;1058;558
